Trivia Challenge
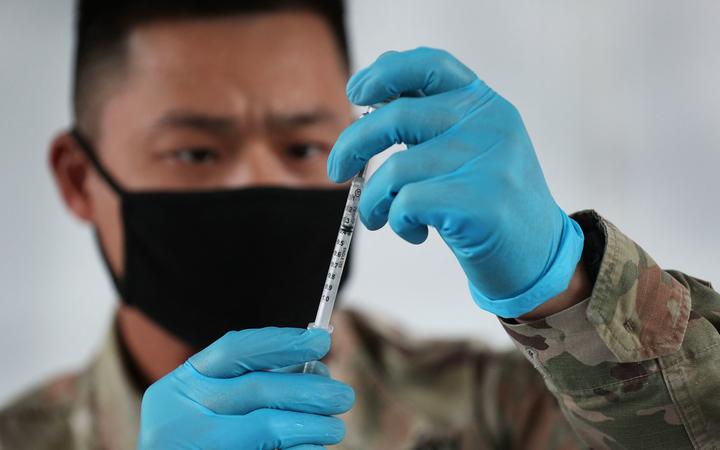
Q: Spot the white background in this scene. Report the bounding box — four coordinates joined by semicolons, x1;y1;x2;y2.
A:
1;0;718;406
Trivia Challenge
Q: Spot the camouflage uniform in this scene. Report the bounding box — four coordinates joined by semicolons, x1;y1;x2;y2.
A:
1;210;718;449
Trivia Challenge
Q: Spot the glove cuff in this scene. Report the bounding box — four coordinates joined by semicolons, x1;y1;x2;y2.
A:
468;212;585;318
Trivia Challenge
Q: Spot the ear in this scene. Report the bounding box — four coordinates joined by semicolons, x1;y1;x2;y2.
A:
48;131;95;223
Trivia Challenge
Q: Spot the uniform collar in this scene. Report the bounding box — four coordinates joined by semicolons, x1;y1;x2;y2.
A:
86;317;142;450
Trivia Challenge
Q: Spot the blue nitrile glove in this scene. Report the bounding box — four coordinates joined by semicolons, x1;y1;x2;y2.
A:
138;327;354;450
328;47;584;318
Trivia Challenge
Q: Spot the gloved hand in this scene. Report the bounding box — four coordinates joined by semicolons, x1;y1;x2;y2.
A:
328;47;584;318
138;327;354;450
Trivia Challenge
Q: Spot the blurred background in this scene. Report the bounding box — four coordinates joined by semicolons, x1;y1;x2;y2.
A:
1;0;719;406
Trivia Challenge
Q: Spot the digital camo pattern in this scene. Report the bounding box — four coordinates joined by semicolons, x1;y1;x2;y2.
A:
1;210;718;449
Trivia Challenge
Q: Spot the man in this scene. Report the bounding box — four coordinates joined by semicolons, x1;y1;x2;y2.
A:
1;0;718;449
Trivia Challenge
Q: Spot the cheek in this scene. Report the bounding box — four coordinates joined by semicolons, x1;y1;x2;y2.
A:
87;174;126;278
309;162;338;187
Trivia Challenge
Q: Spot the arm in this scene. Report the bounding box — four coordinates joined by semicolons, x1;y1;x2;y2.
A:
503;210;720;449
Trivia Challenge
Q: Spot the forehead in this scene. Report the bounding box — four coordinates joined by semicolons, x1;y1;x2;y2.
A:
114;11;347;119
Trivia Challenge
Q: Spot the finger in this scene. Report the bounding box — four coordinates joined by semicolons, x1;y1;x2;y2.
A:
328;95;454;183
271;361;331;377
328;81;491;182
388;183;430;245
387;176;477;245
359;136;481;230
285;446;326;450
247;409;346;449
346;47;477;106
189;327;330;378
197;411;345;449
172;364;354;416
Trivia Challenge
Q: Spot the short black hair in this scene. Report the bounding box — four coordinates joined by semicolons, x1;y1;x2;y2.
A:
73;0;348;135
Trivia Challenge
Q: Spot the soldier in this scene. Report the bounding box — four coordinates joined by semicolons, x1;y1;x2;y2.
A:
1;1;718;449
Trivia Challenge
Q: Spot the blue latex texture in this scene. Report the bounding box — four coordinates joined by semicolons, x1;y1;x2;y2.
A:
138;327;354;450
328;47;584;318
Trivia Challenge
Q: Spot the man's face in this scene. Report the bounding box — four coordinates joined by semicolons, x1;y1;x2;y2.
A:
73;11;352;276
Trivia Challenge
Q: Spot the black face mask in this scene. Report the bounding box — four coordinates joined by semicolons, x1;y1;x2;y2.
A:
71;129;351;349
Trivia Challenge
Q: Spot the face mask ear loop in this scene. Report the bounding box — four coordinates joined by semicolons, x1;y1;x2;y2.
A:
69;127;132;301
92;228;129;300
69;127;127;197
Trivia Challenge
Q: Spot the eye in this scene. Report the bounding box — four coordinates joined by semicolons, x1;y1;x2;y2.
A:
286;143;325;160
171;148;220;165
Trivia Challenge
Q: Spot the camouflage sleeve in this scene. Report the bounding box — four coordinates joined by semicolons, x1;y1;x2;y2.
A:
500;210;720;449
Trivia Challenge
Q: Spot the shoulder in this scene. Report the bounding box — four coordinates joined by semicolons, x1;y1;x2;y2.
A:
336;308;537;405
339;307;520;370
0;372;91;450
333;309;549;447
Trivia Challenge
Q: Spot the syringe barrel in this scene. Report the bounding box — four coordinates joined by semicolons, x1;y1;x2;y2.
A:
312;167;366;329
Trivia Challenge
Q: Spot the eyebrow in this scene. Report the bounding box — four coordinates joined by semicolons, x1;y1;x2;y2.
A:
154;111;235;134
153;108;340;135
268;109;339;128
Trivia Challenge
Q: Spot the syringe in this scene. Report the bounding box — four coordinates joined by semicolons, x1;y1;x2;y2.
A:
311;166;365;330
303;108;374;373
